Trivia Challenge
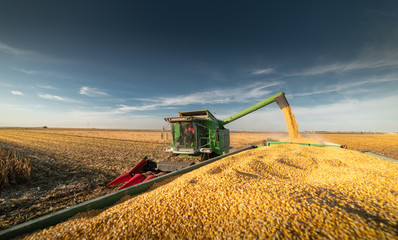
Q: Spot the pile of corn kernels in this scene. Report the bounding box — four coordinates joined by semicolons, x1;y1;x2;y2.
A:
24;145;398;239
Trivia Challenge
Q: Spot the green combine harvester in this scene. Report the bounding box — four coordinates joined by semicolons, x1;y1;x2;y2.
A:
163;92;290;159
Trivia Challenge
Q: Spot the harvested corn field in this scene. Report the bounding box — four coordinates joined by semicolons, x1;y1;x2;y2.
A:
0;128;185;231
20;128;165;144
23;145;398;239
0;146;31;188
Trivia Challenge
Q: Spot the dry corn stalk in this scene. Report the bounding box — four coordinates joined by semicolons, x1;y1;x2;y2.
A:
0;146;31;188
24;145;398;239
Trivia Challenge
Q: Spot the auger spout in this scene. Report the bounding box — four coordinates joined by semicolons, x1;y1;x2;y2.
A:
219;92;289;126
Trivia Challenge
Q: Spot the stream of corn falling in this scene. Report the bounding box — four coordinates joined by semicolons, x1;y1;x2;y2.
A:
22;107;398;239
281;105;301;139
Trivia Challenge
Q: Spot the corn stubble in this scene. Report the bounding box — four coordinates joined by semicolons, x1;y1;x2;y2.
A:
0;146;31;188
24;145;398;239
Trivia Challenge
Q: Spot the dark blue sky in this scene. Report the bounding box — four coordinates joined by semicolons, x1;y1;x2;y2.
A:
1;1;397;131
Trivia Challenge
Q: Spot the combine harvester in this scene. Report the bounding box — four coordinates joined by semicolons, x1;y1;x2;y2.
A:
107;92;344;190
4;92;394;239
107;92;325;190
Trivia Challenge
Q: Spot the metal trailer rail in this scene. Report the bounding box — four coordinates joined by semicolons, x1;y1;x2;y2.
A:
0;146;255;240
363;151;398;163
264;140;346;148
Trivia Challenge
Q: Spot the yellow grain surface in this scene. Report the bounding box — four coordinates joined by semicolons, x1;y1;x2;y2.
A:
23;145;398;239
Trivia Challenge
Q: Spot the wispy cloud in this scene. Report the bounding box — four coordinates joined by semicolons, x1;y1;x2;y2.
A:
13;68;39;74
0;41;38;56
38;93;80;103
290;75;398;97
292;48;398;76
10;90;24;96
252;68;274;75
0;41;67;63
118;81;283;112
65;81;283;117
70;108;153;118
0;81;13;87
79;86;109;97
37;85;57;90
12;67;73;79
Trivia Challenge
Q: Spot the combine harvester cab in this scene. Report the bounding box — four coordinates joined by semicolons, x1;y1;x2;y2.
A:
164;110;230;158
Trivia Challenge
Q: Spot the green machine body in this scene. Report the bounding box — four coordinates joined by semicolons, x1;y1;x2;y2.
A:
163;92;290;158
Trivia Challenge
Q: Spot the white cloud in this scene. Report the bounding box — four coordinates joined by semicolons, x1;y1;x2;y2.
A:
79;86;109;97
38;93;80;103
117;81;283;112
12;67;73;79
252;68;274;75
290;75;398;97
10;90;24;96
118;104;158;112
292;48;398;76
0;41;37;56
65;81;283;119
38;85;57;90
12;68;39;74
0;41;67;63
0;81;13;87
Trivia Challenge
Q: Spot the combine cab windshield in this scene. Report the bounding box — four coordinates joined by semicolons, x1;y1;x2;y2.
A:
171;122;197;149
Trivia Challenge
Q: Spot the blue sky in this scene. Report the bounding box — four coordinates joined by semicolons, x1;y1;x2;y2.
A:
0;1;397;132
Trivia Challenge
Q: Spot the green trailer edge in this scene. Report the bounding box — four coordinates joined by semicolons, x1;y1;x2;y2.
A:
363;151;398;163
0;146;255;240
264;141;345;148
